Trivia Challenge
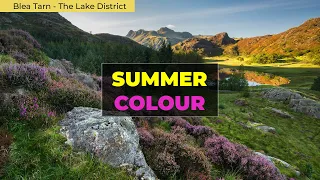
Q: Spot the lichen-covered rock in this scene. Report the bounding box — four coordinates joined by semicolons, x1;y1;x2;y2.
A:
263;88;320;119
246;121;276;133
49;59;70;76
289;99;320;119
270;108;294;119
49;59;99;91
262;88;302;102
73;72;99;91
59;107;156;180
234;99;248;106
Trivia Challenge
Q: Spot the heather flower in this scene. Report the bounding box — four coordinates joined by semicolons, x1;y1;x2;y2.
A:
204;136;284;180
8;29;41;49
138;128;154;147
165;117;214;140
20;105;27;117
47;111;56;117
142;129;211;179
48;77;101;112
11;51;28;63
0;63;50;90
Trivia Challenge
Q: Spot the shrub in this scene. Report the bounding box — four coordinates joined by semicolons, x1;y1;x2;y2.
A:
241;89;250;98
139;128;211;179
17;96;56;123
204;136;284;180
137;128;154;147
250;54;280;64
48;77;101;112
165;117;215;141
0;63;50;90
237;57;244;61
302;163;313;178
304;50;320;65
8;29;41;49
0;54;16;64
0;29;48;64
205;136;249;168
241;155;283;180
311;76;320;91
11;51;28;63
29;49;50;66
219;75;248;91
153;152;180;177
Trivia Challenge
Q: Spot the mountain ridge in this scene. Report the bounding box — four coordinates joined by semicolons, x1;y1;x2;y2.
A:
126;27;193;49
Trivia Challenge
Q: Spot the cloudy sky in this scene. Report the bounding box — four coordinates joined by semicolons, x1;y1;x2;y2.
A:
60;0;320;38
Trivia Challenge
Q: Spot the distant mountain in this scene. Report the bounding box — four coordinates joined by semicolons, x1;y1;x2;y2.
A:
173;32;236;56
173;18;320;57
126;27;193;49
236;17;320;56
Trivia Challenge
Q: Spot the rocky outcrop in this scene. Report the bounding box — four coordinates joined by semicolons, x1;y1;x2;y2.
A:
126;27;193;50
289;99;320;119
49;59;100;91
262;88;320;119
262;88;302;102
59;107;156;180
173;32;236;56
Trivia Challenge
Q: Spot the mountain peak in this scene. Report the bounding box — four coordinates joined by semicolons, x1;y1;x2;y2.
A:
157;27;175;34
126;28;193;49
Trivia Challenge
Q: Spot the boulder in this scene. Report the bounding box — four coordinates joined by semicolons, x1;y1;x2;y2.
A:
49;59;99;91
270;108;294;119
234;99;248;106
289;99;320;119
49;59;70;76
246;121;276;134
73;72;99;91
59;107;156;180
0;88;27;109
263;88;320;119
262;88;302;102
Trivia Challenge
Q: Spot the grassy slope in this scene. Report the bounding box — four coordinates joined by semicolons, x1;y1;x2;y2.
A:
1;119;132;180
207;92;320;179
204;56;320;178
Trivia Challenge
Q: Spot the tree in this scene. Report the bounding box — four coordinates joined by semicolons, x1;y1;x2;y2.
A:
311;76;320;91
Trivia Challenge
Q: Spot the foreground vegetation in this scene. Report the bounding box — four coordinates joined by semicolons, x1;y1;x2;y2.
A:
210;92;320;179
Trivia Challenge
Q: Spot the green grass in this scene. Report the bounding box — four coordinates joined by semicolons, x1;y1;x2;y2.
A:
205;92;320;179
1;120;133;180
206;56;320;99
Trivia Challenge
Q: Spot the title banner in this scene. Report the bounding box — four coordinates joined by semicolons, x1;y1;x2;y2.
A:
102;63;218;117
0;0;135;12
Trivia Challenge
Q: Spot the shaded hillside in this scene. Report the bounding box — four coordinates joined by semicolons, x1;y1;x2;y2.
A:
95;33;143;47
0;13;155;74
236;17;320;56
0;13;97;42
173;32;236;56
126;27;193;49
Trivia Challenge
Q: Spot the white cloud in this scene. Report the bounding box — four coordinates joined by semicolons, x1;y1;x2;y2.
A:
166;24;175;29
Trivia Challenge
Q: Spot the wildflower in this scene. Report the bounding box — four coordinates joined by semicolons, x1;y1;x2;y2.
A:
47;111;56;117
